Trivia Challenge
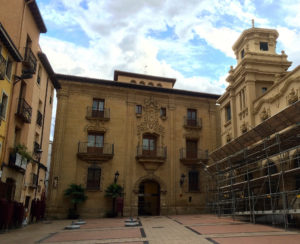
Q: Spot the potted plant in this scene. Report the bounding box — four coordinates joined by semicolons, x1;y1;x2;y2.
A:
105;183;123;217
9;144;33;170
64;184;87;219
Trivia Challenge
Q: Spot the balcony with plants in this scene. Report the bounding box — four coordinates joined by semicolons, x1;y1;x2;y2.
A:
8;144;32;173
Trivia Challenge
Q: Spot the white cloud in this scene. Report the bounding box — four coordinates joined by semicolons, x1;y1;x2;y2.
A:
38;0;300;97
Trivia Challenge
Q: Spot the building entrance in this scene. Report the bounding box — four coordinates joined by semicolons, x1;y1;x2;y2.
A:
138;180;160;216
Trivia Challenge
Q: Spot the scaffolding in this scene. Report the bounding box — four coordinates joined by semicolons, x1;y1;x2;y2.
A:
207;100;300;228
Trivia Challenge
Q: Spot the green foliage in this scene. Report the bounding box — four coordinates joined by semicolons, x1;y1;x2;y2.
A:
13;144;33;161
64;184;88;208
105;183;123;199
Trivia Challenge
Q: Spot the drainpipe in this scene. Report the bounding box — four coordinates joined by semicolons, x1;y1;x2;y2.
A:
34;76;49;199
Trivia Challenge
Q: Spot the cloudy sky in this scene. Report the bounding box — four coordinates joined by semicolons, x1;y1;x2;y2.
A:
37;0;300;95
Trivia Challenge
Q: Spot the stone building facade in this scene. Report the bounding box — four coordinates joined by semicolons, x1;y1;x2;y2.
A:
47;71;220;218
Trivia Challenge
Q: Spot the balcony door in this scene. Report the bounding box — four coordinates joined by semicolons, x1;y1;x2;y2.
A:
187;109;197;126
186;140;197;159
87;133;103;154
92;99;104;118
142;135;156;157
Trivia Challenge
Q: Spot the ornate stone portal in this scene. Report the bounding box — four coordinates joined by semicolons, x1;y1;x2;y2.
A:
136;97;166;171
137;96;165;144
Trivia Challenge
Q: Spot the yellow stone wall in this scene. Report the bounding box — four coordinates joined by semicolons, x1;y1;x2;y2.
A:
47;78;220;218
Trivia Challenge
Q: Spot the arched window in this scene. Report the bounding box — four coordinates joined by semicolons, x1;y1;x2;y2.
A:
139;81;145;85
131;80;136;84
157;83;162;87
148;82;154;86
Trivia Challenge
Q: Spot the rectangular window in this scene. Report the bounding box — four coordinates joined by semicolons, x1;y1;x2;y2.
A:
189;171;199;192
5;58;12;80
142;134;156;156
160;107;166;117
87;167;101;190
260;42;268;51
136;105;142;114
87;133;104;153
0;54;5;80
241;49;245;59
187;109;197;126
37;64;41;84
225;103;231;121
186;139;197;159
92;99;105;117
262;87;267;94
0;92;8;120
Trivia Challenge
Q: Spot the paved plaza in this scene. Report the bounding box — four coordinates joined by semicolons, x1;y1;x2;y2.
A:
0;215;300;244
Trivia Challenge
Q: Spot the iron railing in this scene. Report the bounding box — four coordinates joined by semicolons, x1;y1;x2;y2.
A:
16;98;32;123
136;146;167;159
78;142;114;155
180;148;208;161
23;47;37;74
184;117;202;128
86;107;110;119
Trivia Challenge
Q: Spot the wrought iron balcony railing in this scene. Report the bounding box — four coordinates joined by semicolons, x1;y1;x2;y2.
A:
36;110;43;126
0;55;6;80
23;47;37;74
180;148;208;164
77;142;114;161
86;107;110;120
183;117;202;128
136;146;167;159
16;98;32;123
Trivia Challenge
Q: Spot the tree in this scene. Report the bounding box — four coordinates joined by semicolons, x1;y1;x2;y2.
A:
105;183;123;217
64;184;87;219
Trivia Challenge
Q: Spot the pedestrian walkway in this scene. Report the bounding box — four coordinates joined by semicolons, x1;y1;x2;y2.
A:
0;215;299;244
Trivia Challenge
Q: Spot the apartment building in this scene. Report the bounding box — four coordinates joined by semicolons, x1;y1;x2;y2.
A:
0;0;59;212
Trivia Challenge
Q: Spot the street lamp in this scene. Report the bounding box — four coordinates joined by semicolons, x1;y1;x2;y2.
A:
114;171;119;183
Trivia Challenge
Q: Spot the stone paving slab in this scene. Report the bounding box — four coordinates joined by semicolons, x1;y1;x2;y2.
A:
42;228;142;243
189;223;282;235
210;234;300;244
0;215;299;244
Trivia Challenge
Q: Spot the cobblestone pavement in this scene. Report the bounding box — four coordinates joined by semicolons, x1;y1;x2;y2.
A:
0;215;299;244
